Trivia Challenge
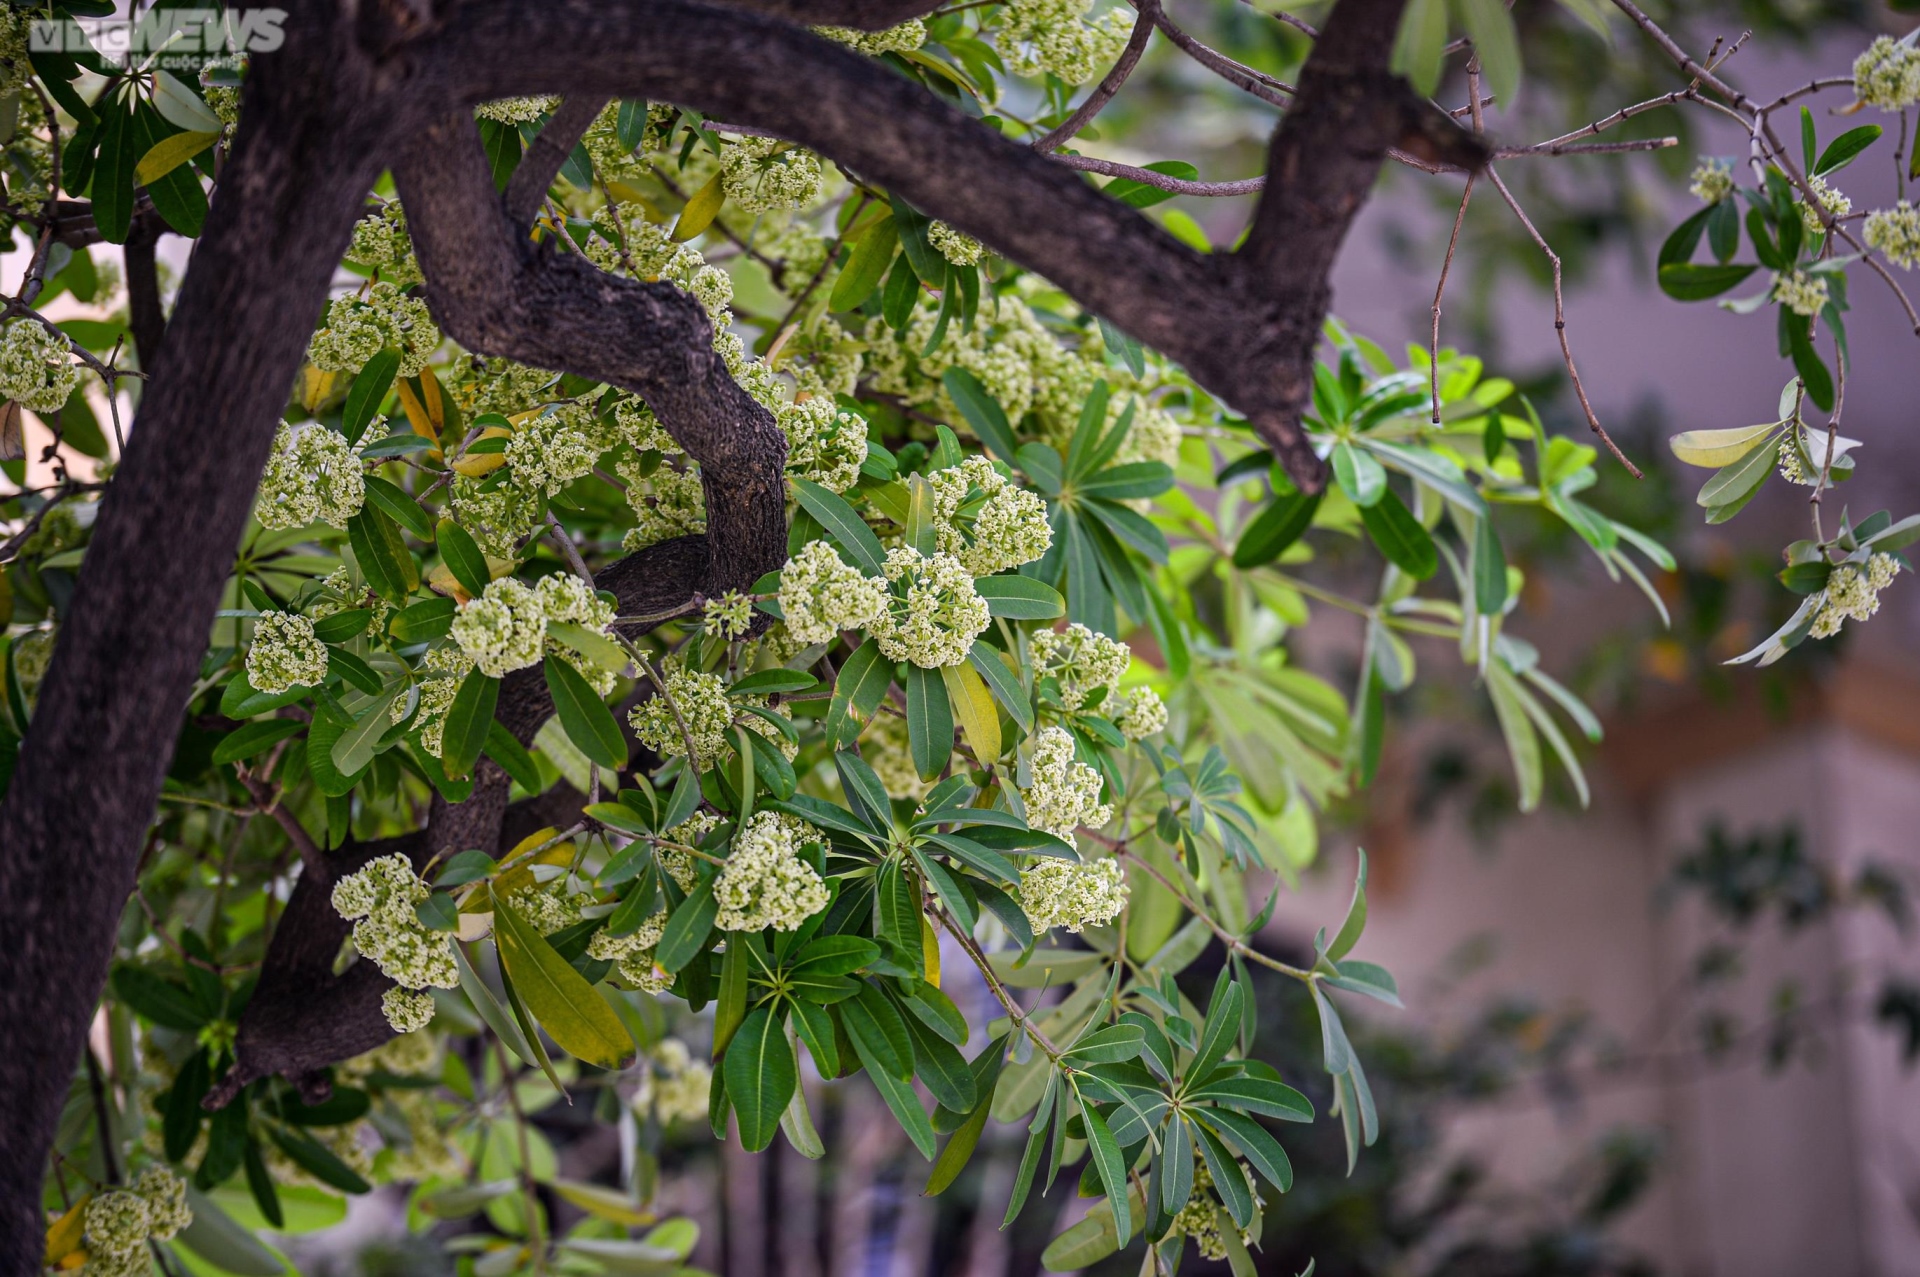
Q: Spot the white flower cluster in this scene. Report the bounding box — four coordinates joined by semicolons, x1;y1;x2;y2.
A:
255;421;366;530
628;659;735;760
198;55;244;127
1019;855;1127;933
929;455;1053;576
12;627;52;709
589;908;672;993
997;0;1132;84
1112;685;1167;740
449;473;542;558
611;394;678;454
1771;269;1830;318
928;221;985;267
1799;174;1852;236
0;318;77;412
619;458;707;551
475;96;558;124
382;987;436;1034
1811;553;1901;639
348;201;421;287
720;136;825;212
452;573;615;678
409;645;474;758
779;396;868;493
779;539;889;645
82;1167;191;1276
307;283;440;377
873;545;991;668
814;19;926;54
505;408;601;497
1020;725;1112;843
585;206;734;321
634;1037;712;1125
1688;157;1734;205
1854;35;1920;110
703;590;755;641
246;612;329;695
1171;1158;1258;1262
1032;622;1130;711
330;854;459;1017
716;810;830;932
1866;201;1920;269
504;880;588;935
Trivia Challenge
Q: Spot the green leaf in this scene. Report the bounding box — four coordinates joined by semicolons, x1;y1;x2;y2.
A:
1392;0;1447;95
91;96;136;244
1187;1075;1315;1122
973;574;1065;619
966;642;1032;733
1358;489;1437;579
269;1125;371;1195
656;881;718;973
1198;1106;1294;1194
1786;318;1835;412
902;1008;976;1112
1485;662;1542;811
1064;1024;1146;1064
1192;1119;1256;1228
724;1005;796;1152
1325;848;1368;961
1815;124;1882;175
830;212;898;312
1668;422;1779;469
904;663;953;781
132;102;207;237
484;720;542;793
437;519;492;597
330;684;402;778
1658;262;1758;301
827;637;893;747
347;507;418;603
941;368;1020;464
451;944;540;1070
792;477;886;576
1696;436;1780;511
1234;491;1321;568
1454;0;1521;103
440;669;499;781
844;982;913;1079
1472;512;1508;616
890;192;946;288
135;128;218;186
1331;441;1385;507
211;718;304;766
730;668;819;696
545;652;626;770
111;966;206;1030
343;348;400;445
492;892;635;1068
1079;1098;1134;1249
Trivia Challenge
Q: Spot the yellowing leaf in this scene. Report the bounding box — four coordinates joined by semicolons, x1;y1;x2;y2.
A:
426;563;473;602
549;1179;652;1227
1668;422;1779;469
418;364;446;434
493;892;635;1069
396;379;439;450
671;171;725;243
604;179;665;221
45;1196;88;1265
134;130;218;187
301;365;339;412
449;426;513;477
922;915;940;985
941;660;1001;764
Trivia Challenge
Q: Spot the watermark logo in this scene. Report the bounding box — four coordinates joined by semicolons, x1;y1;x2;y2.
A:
29;9;285;65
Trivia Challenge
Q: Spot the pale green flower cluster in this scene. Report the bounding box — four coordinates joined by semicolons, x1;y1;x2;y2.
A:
704;590;756;641
330;854;459;1011
716;810;830;931
1018;855;1126;933
83;1167;191;1276
779;539;889;645
347;201;421;287
0;318;76;412
1021;724;1112;843
998;0;1132;84
874;545;991;668
1112;685;1168;740
780;396;868;493
12;627;52;709
589;908;671;992
246;612;329;695
785;314;865;398
450;473;543;557
720;136;824;212
506;408;600;497
1811;553;1901;639
862;711;933;801
1172;1158;1258;1262
611;394;679;454
1866;200;1920;268
628;659;734;760
505;881;587;934
382;987;436;1034
456;355;556;418
452;572;616;678
255;421;366;530
409;645;474;758
815;19;926;54
928;221;985;266
1799;174;1851;236
199;56;244;127
635;1037;712;1125
1771;269;1829;318
475;96;558;124
929;455;1053;576
586;205;736;320
1032;622;1130;711
619;459;707;551
308;283;440;377
1688;157;1734;205
1854;35;1920;110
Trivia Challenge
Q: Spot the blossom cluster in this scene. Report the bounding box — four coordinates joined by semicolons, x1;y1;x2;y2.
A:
1688;157;1734;205
1810;553;1902;639
929;456;1053;576
715;810;830;931
619;459;708;551
307;282;440;377
814;20;926;54
255;421;367;530
634;1037;712;1126
347;201;421;287
1112;685;1168;740
628;659;735;760
82;1167;191;1277
1171;1158;1258;1262
589;907;672;993
1020;724;1112;843
407;645;474;759
997;0;1132;84
780;396;868;493
1018;855;1127;933
720;136;825;212
475;96;558;124
1771;269;1830;318
505;407;602;497
1799;174;1851;236
1866;201;1920;269
873;545;991;668
1032;622;1130;711
1854;35;1920;110
330;854;459;1023
779;539;889;645
451;572;616;678
928;221;985;267
246;612;329;695
0;317;77;412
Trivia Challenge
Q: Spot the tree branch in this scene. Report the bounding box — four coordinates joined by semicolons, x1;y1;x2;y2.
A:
504;94;608;229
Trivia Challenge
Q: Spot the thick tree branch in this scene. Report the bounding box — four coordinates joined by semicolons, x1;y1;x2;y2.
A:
503;94;609;229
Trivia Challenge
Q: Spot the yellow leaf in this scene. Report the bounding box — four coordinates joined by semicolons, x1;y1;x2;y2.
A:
922;915;940;985
45;1197;88;1265
671;171;726;243
449;425;513;477
396;379;439;449
134;130;218;186
418;364;446;435
426;563;473;602
549;1179;653;1227
941;661;1001;764
1668;423;1779;469
493;891;635;1069
301;365;338;413
604;179;665;221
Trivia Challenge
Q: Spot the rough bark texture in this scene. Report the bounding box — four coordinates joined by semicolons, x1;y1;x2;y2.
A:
0;0;1485;1258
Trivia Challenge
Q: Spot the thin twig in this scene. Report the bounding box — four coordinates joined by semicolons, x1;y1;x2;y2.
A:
1034;0;1157;153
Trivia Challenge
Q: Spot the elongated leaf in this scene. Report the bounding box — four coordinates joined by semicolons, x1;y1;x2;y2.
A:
941;368;1019;464
724;1005;796;1151
656;881;718;973
347;507;418;603
828;637;893;747
1658;262;1758;300
1696;436;1780;510
493;893;634;1068
437;519;492;597
343;348;400;444
671;170;725;241
973;574;1065;619
484;720;542;793
792;477;885;575
1455;0;1521;103
966;641;1032;732
1199;1106;1294;1194
1669;422;1778;469
904;663;952;780
940;659;1001;764
1472;512;1507;616
212;718;304;766
545;652;626;770
135;128;218;186
1358;489;1437;579
1080;1099;1133;1248
1234;491;1321;568
1815;124;1881;175
440;669;498;781
830;212;898;311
